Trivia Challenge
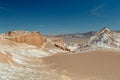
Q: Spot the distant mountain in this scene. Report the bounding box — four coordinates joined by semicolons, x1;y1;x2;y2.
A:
44;31;96;38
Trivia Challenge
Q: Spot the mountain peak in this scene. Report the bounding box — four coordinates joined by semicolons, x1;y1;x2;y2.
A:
99;27;111;33
95;27;111;36
101;27;110;30
82;27;120;50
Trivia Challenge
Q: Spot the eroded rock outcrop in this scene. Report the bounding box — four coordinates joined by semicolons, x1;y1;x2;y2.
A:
51;38;70;51
1;31;46;48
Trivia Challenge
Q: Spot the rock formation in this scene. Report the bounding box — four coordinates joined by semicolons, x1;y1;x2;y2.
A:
81;27;120;50
0;31;46;48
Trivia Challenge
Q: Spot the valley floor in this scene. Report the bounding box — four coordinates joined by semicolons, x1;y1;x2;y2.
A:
43;49;120;80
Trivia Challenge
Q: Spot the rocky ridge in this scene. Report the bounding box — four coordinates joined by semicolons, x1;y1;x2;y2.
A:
77;27;120;52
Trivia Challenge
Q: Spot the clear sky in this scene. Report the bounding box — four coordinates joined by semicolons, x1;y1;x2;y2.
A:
0;0;120;34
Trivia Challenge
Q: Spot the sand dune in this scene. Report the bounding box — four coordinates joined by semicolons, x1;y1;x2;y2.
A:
44;49;120;80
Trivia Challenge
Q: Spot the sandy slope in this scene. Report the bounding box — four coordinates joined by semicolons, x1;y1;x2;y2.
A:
44;49;120;80
0;39;71;80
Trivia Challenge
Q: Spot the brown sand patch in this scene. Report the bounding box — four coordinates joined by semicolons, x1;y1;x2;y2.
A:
44;49;120;80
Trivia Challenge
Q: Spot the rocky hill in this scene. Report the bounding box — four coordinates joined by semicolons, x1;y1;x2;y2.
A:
0;31;72;51
77;27;120;52
0;31;46;48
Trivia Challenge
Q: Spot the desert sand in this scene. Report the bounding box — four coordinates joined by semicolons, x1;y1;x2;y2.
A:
44;49;120;80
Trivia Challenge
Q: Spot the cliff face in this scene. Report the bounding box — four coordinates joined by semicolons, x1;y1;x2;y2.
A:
2;31;46;48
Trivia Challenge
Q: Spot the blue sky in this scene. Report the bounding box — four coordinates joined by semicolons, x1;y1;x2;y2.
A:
0;0;120;34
